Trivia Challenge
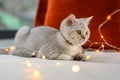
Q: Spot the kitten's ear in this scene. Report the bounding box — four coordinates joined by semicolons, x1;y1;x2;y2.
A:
65;14;76;26
85;16;93;24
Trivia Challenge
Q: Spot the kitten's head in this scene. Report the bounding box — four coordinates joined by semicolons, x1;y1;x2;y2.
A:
60;14;93;46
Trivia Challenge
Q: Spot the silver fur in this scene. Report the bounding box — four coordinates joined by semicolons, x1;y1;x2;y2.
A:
10;14;93;60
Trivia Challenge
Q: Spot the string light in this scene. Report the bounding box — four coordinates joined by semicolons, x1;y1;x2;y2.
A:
107;15;111;20
5;48;9;52
88;42;105;50
33;70;40;77
32;52;35;56
100;35;104;39
10;46;15;51
95;50;100;54
32;70;42;80
55;62;62;66
101;44;105;50
89;9;120;52
101;44;104;48
25;60;32;67
26;60;30;63
1;9;120;62
42;54;46;59
27;62;32;67
71;65;80;72
0;46;15;54
86;56;91;60
98;9;120;51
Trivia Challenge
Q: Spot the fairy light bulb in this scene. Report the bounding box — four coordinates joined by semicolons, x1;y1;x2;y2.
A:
98;9;120;51
95;42;98;44
101;44;104;48
33;70;40;77
95;50;100;54
25;60;32;67
42;54;46;59
55;62;62;66
101;44;104;47
89;9;120;52
32;52;36;57
5;48;9;52
86;56;91;60
27;62;32;67
100;35;104;39
10;46;15;50
107;15;111;20
32;70;42;80
26;60;29;63
71;65;80;72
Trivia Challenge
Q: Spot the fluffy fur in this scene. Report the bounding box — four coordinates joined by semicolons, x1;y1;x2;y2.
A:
10;14;93;60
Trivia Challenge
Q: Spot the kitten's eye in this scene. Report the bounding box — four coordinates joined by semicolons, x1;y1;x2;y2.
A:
85;32;88;35
76;30;81;34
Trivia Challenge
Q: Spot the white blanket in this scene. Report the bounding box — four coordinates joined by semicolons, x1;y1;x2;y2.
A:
0;51;120;80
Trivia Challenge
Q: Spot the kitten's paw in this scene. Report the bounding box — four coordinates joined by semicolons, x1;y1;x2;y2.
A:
74;54;86;61
57;54;73;60
81;56;87;61
10;48;37;58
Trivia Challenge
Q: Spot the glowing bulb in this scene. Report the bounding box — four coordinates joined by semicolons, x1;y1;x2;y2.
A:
42;54;46;59
71;65;80;72
33;70;40;77
5;48;9;52
32;70;42;80
56;62;62;66
100;35;104;39
26;60;30;63
10;46;15;50
95;42;98;44
27;62;32;67
101;44;104;48
32;52;36;57
89;9;120;51
86;56;91;60
107;15;111;20
25;60;32;67
95;50;100;54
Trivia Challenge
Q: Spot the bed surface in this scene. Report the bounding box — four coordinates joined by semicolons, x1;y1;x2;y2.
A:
0;39;120;80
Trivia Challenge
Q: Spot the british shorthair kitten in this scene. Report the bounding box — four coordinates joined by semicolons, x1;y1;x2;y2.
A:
10;14;93;60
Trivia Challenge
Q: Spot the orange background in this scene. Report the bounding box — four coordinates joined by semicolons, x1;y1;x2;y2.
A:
35;0;120;49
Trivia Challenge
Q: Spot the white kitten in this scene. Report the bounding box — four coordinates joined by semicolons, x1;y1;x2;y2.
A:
10;14;93;60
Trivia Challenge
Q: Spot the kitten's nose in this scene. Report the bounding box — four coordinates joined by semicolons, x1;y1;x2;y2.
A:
81;35;85;39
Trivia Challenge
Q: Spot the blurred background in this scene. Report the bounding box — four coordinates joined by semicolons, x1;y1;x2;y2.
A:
0;0;37;30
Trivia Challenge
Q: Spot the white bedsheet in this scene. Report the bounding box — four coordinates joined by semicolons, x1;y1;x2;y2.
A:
0;51;120;80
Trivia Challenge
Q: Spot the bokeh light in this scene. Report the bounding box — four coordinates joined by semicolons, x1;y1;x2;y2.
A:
71;65;80;72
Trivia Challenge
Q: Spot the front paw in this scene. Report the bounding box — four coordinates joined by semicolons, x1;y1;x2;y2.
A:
74;54;86;61
57;54;73;60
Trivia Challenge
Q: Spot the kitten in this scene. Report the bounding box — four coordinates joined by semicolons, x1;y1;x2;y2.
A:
10;14;93;60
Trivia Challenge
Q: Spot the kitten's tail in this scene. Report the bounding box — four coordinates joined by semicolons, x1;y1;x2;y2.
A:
15;26;30;41
14;26;31;48
0;26;30;55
